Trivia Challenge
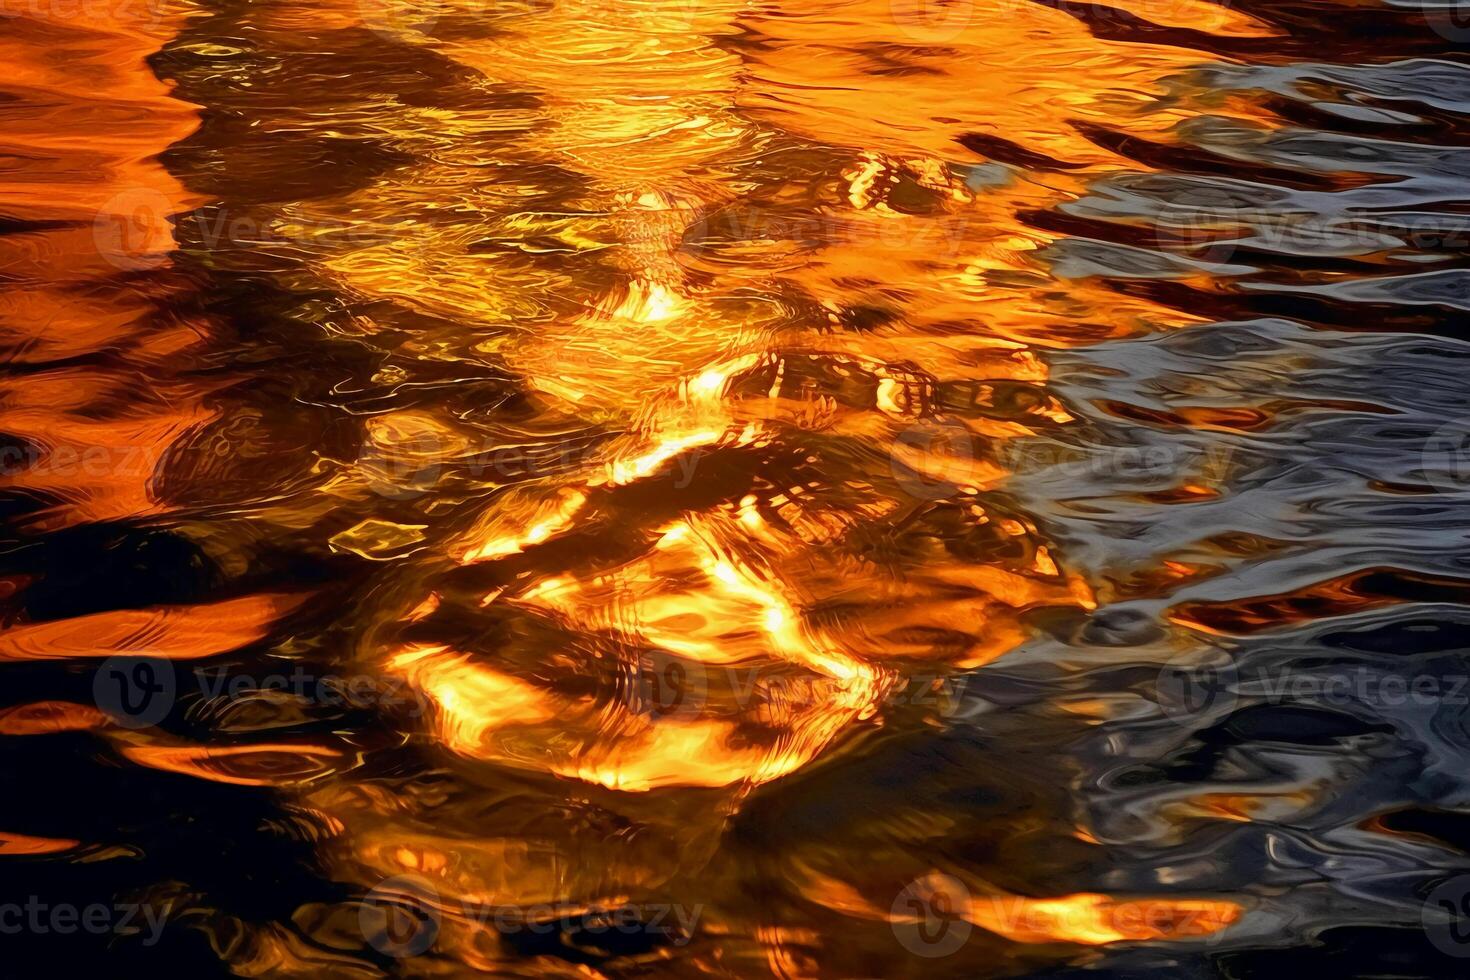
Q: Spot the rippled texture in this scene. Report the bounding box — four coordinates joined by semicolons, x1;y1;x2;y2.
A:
3;0;1470;974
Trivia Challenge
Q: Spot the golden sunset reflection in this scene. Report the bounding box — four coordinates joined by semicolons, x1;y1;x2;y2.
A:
1;0;1460;973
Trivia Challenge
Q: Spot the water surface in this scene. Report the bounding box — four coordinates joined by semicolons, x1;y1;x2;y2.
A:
3;0;1470;974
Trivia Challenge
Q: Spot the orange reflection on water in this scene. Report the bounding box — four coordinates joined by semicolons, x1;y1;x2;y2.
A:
963;892;1242;945
0;0;215;532
115;741;345;787
0;701;110;735
0;593;310;661
0;0;1285;970
819;868;1242;946
0;831;80;855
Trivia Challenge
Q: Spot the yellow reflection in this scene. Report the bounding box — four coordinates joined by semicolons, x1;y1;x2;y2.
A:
964;891;1242;945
